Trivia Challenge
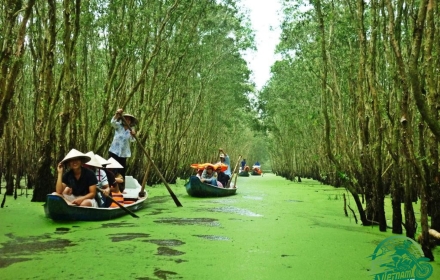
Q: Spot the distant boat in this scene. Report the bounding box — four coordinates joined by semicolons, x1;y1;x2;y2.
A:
185;176;237;197
251;167;262;176
44;176;147;221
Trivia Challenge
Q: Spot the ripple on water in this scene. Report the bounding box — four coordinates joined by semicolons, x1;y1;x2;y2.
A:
147;239;185;246
193;235;230;241
207;206;262;217
154;218;220;227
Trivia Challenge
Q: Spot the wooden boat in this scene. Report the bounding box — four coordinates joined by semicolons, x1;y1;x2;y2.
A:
185;175;237;197
238;171;250;177
44;195;146;221
44;176;147;221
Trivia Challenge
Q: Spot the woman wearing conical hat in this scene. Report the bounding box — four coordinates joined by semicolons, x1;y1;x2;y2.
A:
108;108;137;179
54;149;98;207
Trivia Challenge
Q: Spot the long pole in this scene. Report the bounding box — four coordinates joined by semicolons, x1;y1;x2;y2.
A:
139;162;151;197
226;155;242;188
120;115;183;207
96;188;139;218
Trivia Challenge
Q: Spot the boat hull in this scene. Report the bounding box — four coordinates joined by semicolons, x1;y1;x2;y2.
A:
44;194;146;221
185;176;237;197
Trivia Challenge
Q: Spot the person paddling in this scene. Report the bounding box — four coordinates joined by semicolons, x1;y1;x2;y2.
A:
216;148;232;183
108;108;138;179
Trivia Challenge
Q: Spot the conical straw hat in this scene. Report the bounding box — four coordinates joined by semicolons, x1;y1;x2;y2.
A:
60;149;91;164
94;154;111;166
84;151;103;168
106;157;123;169
122;113;138;126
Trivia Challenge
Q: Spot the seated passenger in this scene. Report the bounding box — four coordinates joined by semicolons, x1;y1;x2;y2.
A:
82;152;110;207
196;168;204;179
215;164;229;188
107;157;125;192
54;149;98;207
95;154;119;207
200;164;218;186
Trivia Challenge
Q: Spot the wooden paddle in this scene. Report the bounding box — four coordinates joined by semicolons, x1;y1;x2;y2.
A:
96;187;139;218
226;155;242;188
119;114;183;207
233;163;239;187
139;162;151;197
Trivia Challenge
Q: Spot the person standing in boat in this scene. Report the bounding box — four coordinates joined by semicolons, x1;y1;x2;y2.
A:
216;148;231;184
108;108;137;179
54;149;98;207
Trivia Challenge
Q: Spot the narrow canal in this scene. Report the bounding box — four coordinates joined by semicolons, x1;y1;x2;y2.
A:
1;173;439;279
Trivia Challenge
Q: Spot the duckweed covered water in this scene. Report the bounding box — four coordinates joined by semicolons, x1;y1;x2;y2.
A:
1;173;439;279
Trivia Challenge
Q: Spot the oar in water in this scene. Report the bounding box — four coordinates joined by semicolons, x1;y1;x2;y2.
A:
119;115;183;207
96;188;139;218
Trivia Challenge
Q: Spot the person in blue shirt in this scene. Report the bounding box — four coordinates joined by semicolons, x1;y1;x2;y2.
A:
241;159;246;171
108;108;137;178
